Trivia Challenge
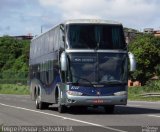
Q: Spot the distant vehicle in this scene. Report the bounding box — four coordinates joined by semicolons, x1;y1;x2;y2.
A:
29;19;136;113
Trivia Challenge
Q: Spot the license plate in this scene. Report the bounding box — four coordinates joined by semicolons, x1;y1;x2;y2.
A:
93;99;104;103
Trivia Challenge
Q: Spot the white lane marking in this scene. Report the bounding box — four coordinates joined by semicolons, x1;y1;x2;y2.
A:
128;101;160;104
148;115;160;118
127;105;141;107
0;103;127;132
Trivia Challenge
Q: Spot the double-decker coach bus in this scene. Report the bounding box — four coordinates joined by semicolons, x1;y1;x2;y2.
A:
29;19;136;113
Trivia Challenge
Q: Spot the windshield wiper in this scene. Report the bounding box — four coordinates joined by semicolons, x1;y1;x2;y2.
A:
100;80;125;84
95;42;99;51
72;75;93;86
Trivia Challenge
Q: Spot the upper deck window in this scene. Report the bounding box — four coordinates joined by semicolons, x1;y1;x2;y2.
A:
67;24;125;50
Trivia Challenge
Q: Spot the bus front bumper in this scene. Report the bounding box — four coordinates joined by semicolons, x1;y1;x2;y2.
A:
63;95;127;106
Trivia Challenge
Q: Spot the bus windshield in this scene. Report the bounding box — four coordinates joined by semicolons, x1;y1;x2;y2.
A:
67;24;125;49
68;53;128;85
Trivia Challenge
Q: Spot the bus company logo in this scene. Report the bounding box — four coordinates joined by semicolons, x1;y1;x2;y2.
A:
82;58;94;62
71;86;79;90
74;58;95;62
97;91;101;95
74;58;81;62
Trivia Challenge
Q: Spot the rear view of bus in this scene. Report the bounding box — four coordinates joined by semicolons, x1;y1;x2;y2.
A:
29;19;136;113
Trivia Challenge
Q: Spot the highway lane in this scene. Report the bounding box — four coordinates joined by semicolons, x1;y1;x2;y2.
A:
0;94;160;132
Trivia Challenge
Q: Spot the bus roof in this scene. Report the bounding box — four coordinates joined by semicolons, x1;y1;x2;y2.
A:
32;19;122;41
63;19;122;25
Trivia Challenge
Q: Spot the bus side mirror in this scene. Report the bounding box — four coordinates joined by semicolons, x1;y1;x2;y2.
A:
60;52;67;71
128;52;136;71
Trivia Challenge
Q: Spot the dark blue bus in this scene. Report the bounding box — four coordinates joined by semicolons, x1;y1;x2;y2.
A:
29;19;136;113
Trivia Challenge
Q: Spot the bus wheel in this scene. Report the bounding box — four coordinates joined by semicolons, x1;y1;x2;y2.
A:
35;95;46;110
35;95;40;109
70;106;86;113
57;94;66;113
58;105;67;113
39;101;46;110
104;105;115;114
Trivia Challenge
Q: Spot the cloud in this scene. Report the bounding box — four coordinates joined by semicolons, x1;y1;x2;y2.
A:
5;26;10;31
38;0;160;28
0;26;10;31
0;0;46;36
0;0;160;36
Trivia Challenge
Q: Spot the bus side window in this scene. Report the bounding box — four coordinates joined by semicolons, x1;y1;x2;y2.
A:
49;30;54;52
48;61;54;85
46;61;50;85
40;63;42;83
42;63;45;84
54;27;60;51
59;26;65;49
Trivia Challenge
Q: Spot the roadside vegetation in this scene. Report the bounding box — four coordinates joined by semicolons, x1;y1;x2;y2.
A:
0;84;29;95
129;34;160;85
0;36;29;83
128;34;160;101
128;80;160;101
0;36;30;95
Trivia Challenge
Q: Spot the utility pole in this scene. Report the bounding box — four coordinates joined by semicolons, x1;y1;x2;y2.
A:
41;25;43;33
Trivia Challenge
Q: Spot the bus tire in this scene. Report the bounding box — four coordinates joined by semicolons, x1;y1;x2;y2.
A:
70;106;86;113
57;92;66;113
58;105;67;113
39;101;45;110
35;94;46;110
35;95;40;109
104;105;115;114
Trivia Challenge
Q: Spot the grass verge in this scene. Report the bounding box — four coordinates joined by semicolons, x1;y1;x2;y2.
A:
128;80;160;101
0;84;29;95
128;87;160;101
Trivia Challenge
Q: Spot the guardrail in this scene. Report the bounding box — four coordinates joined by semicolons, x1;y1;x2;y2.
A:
140;93;160;97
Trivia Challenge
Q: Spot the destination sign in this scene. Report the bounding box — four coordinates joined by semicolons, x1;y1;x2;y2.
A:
72;57;96;62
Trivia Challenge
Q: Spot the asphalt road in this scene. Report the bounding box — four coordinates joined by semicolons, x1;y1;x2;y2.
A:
0;94;160;132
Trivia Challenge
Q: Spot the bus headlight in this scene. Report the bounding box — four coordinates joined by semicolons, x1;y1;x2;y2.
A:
67;91;83;96
114;91;127;96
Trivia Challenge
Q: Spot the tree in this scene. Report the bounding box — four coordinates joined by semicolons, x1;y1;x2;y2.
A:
129;34;160;85
0;36;30;80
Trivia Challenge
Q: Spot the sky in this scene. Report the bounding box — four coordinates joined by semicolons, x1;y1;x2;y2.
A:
0;0;160;36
